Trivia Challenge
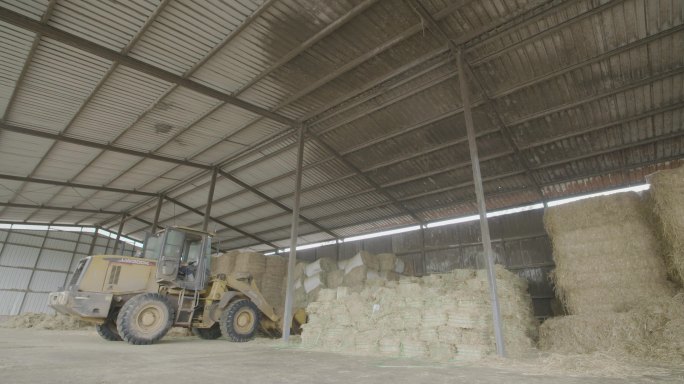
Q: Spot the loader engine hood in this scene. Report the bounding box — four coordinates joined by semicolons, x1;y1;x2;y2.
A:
49;255;157;320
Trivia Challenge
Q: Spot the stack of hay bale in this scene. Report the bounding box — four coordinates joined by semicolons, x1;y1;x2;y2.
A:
301;265;538;360
648;166;684;285
261;256;288;312
540;192;684;363
286;251;407;310
212;250;408;316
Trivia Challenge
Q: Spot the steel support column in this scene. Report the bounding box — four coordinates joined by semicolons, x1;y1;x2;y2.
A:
203;169;218;232
112;214;126;255
457;49;506;357
151;194;164;233
62;230;84;288
282;124;306;342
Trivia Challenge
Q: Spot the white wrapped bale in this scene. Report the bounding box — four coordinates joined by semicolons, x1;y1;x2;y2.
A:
305;257;337;277
304;273;325;293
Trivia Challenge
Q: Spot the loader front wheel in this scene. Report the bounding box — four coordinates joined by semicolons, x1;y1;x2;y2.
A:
192;323;221;340
220;299;260;342
96;309;121;341
117;293;174;345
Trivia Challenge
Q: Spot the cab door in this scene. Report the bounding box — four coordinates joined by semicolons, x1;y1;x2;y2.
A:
155;229;185;284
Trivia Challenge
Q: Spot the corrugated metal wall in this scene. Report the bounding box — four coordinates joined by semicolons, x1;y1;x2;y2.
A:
0;226;141;315
296;209;557;319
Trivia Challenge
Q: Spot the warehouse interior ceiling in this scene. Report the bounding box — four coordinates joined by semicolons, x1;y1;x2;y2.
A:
0;0;682;252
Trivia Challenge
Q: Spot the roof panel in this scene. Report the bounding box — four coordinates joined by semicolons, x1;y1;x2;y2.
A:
129;0;265;75
0;21;35;117
48;0;158;52
6;38;111;132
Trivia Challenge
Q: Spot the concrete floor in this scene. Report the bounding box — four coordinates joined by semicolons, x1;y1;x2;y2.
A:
0;329;681;384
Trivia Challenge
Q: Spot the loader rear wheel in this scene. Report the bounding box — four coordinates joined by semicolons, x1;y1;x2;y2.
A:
96;309;121;341
192;323;221;340
117;293;174;345
220;299;260;342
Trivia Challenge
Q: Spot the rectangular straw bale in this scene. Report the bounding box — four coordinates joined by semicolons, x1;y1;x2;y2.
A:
648;166;684;285
544;192;673;314
539;294;684;363
234;252;266;274
210;250;238;275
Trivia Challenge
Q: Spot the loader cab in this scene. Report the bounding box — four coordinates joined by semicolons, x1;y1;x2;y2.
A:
149;227;212;291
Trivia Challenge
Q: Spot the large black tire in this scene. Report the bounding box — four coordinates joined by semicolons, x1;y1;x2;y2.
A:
220;299;260;342
116;293;174;345
192;323;222;340
96;309;121;341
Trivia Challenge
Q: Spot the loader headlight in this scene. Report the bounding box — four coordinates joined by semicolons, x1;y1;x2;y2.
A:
59;292;68;305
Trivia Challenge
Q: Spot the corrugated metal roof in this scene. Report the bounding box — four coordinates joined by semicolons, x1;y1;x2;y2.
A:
0;0;681;251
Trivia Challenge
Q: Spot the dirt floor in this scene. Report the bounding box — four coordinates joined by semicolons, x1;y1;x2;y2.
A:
0;329;682;384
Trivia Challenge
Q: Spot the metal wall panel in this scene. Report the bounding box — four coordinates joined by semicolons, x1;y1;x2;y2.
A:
0;229;8;242
21;292;53;314
35;249;73;272
28;271;68;292
0;244;40;268
43;238;78;252
7;232;45;247
0;290;25;315
0;267;31;290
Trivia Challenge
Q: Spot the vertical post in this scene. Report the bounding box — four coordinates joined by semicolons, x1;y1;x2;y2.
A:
62;230;84;288
151;194;164;233
203;168;218;232
457;49;506;357
112;213;126;255
89;227;99;255
282;124;306;342
420;225;426;276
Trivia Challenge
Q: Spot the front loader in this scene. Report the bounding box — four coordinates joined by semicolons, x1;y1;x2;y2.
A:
49;226;298;345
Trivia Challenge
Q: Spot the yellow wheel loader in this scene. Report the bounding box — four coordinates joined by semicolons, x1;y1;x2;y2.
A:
49;227;303;345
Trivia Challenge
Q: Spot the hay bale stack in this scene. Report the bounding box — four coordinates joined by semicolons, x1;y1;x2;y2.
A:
544;193;673;314
261;256;288;310
540;294;684;363
301;265;538;360
210;251;238;276
648;166;684;285
234;251;266;283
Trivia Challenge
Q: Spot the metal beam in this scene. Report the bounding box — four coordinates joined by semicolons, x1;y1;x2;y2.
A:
410;0;545;203
282;124;306;341
217;169;337;238
203;168;218;232
164;196;277;249
112;213;126;255
226;155;684;247
309;133;424;223
457;49;505;357
0;122;212;169
0;174;158;196
0;202;121;215
0;7;296;127
48;0;274;227
88;0;483;229
151;194;164;233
